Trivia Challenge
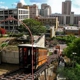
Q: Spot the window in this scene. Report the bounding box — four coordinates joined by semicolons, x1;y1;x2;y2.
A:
28;50;30;56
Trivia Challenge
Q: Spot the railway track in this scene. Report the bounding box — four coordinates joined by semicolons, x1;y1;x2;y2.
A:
0;54;58;80
0;69;31;80
0;63;47;80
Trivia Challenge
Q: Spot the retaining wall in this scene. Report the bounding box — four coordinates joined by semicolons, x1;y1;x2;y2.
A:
2;50;19;64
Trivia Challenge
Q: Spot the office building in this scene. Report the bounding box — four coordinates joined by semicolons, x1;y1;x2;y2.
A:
50;13;80;26
62;0;71;15
40;4;51;17
35;16;59;29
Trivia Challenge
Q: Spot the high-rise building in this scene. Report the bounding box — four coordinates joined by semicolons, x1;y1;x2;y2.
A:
62;0;71;15
29;4;39;19
41;4;47;9
44;7;50;17
40;4;51;17
23;4;39;19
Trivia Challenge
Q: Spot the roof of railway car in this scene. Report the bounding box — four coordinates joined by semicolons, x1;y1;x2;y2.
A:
18;44;46;49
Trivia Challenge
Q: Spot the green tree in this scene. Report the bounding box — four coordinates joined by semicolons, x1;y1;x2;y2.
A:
17;19;46;35
54;35;76;45
63;38;80;63
64;35;76;45
61;68;80;80
57;66;80;80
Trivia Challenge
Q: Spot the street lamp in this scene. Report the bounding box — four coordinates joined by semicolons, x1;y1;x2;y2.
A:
72;52;77;55
72;52;77;68
0;15;34;80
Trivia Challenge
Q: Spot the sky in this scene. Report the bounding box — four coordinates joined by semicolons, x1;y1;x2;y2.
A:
0;0;80;14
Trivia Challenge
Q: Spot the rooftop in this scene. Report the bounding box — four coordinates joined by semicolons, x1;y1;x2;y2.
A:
64;26;80;30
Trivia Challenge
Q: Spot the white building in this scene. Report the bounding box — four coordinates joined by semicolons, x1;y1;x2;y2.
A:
0;8;29;32
50;12;80;26
44;7;50;17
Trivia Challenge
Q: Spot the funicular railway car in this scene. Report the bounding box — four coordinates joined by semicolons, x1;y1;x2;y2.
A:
18;44;48;72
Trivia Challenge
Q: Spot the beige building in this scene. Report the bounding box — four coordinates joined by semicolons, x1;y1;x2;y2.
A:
35;16;59;30
17;2;39;19
45;26;56;38
64;26;80;35
62;0;71;15
29;4;39;19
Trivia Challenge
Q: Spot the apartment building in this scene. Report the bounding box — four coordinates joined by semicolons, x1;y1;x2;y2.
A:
17;2;39;19
62;0;71;15
35;16;59;30
29;4;39;19
50;12;80;26
40;4;51;17
50;13;70;25
0;8;29;32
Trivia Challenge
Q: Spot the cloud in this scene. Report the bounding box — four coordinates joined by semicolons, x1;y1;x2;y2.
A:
72;7;80;14
12;3;17;6
72;0;80;7
0;6;8;9
30;2;41;8
30;0;47;3
47;0;65;13
29;0;80;14
47;0;80;14
71;0;80;14
0;1;8;9
0;1;5;4
29;0;65;13
20;0;26;5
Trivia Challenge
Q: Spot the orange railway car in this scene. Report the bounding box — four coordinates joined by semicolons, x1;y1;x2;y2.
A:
18;44;48;72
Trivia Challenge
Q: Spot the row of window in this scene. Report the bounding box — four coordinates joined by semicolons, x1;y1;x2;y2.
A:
1;26;17;30
19;15;29;19
18;10;29;14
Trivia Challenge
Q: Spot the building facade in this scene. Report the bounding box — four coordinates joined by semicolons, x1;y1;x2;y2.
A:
17;2;39;19
64;26;80;35
40;4;51;17
35;16;59;30
62;0;71;15
29;4;39;19
50;13;80;26
45;26;56;38
0;8;29;32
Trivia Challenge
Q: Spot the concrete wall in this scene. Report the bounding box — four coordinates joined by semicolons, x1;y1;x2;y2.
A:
2;50;19;64
70;12;74;25
35;35;45;48
51;27;56;37
56;17;59;30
